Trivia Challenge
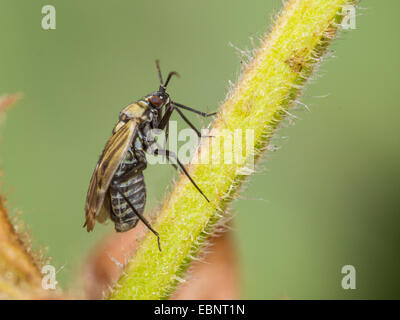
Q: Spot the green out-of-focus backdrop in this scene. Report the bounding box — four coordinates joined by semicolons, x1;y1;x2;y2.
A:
0;0;399;299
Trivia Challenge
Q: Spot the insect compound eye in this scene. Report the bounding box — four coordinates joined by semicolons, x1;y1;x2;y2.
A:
149;95;163;107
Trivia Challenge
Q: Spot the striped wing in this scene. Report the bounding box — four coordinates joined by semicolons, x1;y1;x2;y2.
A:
84;120;138;231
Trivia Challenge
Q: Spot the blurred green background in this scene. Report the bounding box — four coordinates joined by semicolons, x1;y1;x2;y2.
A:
0;0;399;299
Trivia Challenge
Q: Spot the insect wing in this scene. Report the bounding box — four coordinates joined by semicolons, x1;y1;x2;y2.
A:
84;120;138;231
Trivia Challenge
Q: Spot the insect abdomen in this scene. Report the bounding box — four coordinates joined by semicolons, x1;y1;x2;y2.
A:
109;148;147;232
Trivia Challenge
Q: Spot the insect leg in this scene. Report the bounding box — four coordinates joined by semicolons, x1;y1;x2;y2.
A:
113;183;162;252
171;105;205;138
158;104;174;130
160;107;171;152
171;101;217;117
153;148;210;203
158;104;212;138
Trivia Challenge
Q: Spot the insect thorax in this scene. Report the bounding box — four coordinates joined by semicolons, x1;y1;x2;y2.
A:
122;100;150;119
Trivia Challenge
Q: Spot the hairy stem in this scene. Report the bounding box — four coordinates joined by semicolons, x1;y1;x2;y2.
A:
0;196;45;299
109;0;357;300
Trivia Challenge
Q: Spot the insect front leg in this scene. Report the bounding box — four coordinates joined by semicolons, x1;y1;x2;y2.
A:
159;103;214;138
152;147;209;202
172;101;217;118
157;104;174;131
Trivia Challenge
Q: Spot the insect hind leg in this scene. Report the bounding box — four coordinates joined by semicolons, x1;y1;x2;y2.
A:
112;182;161;252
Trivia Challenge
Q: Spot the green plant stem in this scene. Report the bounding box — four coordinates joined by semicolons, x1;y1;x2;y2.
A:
109;0;357;300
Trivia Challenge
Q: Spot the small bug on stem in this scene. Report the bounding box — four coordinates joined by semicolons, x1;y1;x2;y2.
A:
84;61;216;251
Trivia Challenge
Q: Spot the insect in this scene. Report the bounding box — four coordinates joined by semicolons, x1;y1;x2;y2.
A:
84;61;215;251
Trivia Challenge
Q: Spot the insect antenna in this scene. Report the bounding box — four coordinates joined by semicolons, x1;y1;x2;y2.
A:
164;71;180;88
155;59;164;85
155;60;180;88
114;184;162;252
